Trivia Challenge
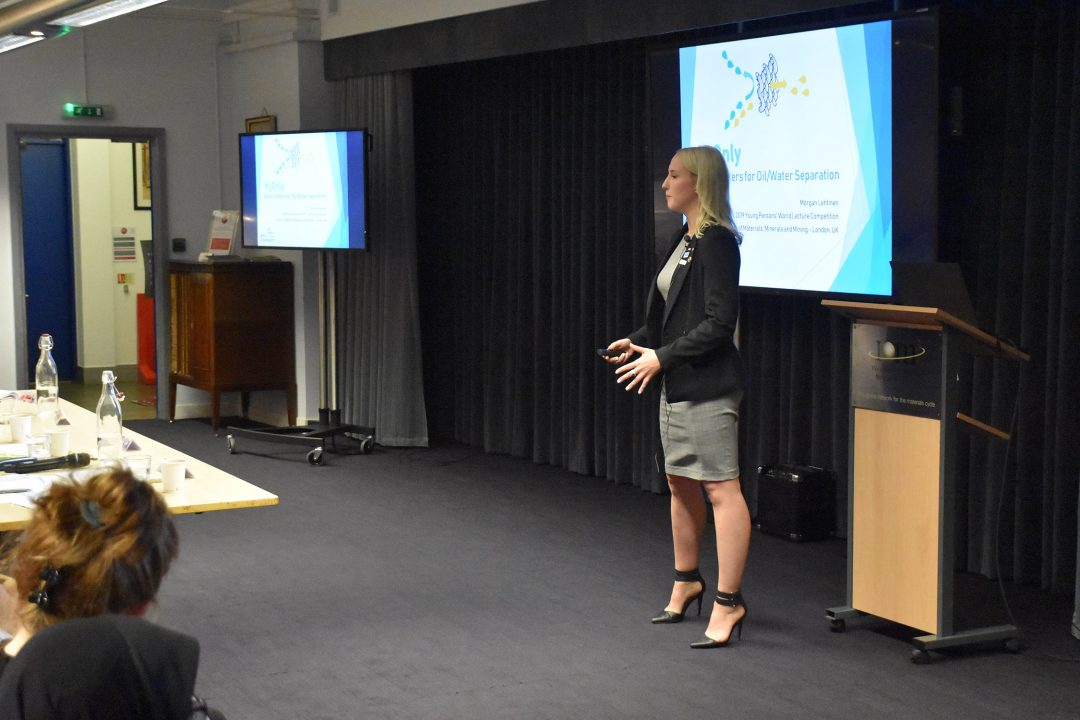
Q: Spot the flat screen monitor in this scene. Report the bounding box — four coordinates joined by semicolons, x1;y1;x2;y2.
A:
239;128;368;251
650;11;937;297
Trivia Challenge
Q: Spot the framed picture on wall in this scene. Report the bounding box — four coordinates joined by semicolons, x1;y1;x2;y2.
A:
245;115;277;133
132;141;151;210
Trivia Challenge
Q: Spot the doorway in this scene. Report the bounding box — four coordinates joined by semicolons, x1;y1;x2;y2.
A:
8;125;169;421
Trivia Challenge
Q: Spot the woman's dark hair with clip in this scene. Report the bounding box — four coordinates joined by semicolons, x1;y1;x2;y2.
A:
3;468;179;633
25;566;61;615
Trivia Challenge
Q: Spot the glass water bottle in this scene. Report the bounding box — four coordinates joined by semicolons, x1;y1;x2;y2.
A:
96;370;124;459
35;333;59;420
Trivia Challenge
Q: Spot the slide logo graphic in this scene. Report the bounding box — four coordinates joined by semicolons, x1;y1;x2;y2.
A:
868;340;926;364
722;50;811;130
270;138;312;176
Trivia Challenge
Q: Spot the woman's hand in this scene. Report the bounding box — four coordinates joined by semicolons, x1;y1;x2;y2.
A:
615;343;661;394
603;338;633;365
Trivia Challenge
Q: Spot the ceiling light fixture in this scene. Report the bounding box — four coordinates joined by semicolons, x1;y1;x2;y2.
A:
48;0;169;28
0;32;45;53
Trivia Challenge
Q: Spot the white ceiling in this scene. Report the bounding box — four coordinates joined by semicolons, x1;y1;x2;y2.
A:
0;1;318;34
1;0;546;41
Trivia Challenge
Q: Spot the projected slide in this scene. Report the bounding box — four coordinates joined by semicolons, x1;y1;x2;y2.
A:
680;21;892;294
251;133;348;248
240;130;366;250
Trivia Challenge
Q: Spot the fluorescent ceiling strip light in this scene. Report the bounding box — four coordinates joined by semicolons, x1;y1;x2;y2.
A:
0;33;45;52
48;0;169;28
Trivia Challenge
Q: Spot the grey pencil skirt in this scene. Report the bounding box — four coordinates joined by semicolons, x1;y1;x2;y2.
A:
659;385;742;481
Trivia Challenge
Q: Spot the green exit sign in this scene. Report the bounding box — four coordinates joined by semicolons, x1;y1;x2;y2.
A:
63;103;105;118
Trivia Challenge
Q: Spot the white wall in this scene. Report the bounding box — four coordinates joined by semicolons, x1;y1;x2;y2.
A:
0;15;222;391
108;141;152;299
3;0;495;419
69;138;147;371
72;17;223;261
70;139;116;370
69;138;145;371
298;42;335;130
216;28;333;423
0;35;85;389
320;0;543;39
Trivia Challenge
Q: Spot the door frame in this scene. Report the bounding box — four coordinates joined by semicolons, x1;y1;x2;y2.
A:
7;124;169;419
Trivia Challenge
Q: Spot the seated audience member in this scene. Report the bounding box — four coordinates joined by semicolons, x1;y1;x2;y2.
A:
0;614;199;720
0;467;179;672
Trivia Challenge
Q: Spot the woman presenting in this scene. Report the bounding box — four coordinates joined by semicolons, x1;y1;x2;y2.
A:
605;146;749;649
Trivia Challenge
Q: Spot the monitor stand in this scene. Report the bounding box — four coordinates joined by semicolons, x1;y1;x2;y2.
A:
224;252;375;465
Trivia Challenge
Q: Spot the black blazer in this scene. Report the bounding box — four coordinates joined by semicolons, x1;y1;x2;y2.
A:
628;223;744;403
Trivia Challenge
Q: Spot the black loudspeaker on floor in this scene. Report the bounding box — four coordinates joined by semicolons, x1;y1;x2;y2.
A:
754;463;836;542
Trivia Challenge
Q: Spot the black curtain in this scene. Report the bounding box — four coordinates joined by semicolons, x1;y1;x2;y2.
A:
413;41;665;491
738;298;852;524
937;0;1080;595
410;1;1080;595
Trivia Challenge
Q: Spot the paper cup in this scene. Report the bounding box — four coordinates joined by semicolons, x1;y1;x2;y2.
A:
47;428;70;457
9;414;32;443
159;459;186;493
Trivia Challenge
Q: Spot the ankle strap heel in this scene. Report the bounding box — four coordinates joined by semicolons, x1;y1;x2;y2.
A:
714;590;744;610
675;568;703;585
650;568;706;624
689;589;747;649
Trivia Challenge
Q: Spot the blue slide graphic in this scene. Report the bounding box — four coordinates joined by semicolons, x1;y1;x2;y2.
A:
679;21;892;295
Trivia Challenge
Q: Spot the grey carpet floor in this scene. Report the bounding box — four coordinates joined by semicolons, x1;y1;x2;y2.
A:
130;419;1080;720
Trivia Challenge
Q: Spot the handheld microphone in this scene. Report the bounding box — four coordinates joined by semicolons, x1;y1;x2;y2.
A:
0;452;92;474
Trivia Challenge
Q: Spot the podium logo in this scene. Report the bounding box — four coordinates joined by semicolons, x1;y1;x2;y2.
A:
869;340;926;364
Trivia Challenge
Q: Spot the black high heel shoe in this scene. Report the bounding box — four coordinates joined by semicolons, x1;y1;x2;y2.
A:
690;590;746;648
650;569;706;624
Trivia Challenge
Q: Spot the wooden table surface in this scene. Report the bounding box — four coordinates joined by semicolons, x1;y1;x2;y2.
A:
0;399;278;531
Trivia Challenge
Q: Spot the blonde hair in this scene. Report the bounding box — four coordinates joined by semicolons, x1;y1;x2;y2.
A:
675;146;740;240
5;468;178;632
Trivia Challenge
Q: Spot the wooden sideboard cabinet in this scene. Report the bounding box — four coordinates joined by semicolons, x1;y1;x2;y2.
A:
169;261;296;433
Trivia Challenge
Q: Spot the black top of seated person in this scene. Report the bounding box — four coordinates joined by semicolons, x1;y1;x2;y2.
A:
0;614;199;720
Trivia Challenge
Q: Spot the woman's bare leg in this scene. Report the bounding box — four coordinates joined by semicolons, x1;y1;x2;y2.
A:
665;474;708;611
702;477;751;641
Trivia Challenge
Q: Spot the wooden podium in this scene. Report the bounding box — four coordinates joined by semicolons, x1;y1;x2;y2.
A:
822;300;1029;662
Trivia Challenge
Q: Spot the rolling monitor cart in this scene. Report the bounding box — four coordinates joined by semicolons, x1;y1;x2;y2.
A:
822;300;1028;663
225;252;374;465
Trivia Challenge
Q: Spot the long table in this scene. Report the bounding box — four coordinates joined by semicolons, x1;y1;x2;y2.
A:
0;399;278;531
